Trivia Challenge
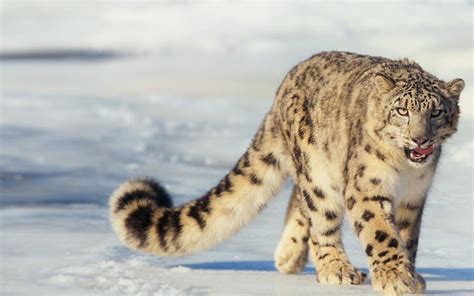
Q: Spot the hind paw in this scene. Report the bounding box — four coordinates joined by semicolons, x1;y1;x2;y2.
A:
274;239;308;274
371;260;416;296
317;260;366;285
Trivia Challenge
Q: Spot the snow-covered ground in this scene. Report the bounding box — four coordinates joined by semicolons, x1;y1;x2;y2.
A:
1;1;473;295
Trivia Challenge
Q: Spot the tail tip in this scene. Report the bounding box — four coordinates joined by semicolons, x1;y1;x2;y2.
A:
109;177;172;214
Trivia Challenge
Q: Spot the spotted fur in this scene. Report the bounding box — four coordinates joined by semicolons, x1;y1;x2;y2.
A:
109;51;464;296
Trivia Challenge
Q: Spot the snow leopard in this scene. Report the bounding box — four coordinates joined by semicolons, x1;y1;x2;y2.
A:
109;51;464;295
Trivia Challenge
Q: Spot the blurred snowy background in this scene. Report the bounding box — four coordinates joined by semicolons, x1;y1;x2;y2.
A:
0;1;473;295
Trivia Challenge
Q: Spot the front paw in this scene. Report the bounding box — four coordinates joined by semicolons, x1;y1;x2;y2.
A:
317;260;367;285
371;260;416;296
415;272;426;294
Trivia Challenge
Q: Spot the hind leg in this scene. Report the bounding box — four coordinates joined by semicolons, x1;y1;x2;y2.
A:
300;183;366;285
274;186;310;273
274;185;365;284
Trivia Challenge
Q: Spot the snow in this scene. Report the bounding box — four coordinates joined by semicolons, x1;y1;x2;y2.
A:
0;1;473;295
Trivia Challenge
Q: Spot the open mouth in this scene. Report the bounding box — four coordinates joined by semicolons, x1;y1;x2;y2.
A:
404;144;435;163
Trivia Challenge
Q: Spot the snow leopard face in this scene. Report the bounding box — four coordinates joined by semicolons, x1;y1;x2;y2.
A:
372;71;464;167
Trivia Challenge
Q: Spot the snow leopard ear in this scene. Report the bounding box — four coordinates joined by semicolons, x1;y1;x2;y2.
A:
443;78;465;98
374;74;395;93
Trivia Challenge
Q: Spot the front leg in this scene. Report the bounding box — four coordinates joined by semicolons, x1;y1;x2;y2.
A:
396;199;427;293
345;162;416;295
395;165;436;294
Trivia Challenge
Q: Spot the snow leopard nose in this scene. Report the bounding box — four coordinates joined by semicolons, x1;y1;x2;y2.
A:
412;136;429;146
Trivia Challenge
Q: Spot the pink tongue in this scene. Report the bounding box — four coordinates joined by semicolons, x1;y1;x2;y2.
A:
414;144;434;155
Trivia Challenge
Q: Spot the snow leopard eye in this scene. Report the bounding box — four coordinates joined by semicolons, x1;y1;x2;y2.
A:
395;107;408;116
431;109;443;118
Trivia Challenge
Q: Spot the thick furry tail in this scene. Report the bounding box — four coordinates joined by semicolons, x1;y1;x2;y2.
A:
109;113;288;256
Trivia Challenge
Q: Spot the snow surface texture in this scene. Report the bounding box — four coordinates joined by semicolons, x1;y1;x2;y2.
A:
1;1;473;295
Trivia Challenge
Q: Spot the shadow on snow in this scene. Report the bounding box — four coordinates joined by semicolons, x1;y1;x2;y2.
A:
173;260;474;282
